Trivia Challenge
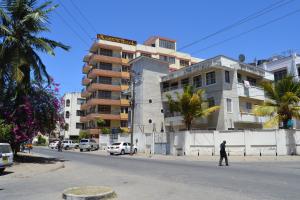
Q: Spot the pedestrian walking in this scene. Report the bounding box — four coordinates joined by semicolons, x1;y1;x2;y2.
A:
219;140;228;166
57;140;62;152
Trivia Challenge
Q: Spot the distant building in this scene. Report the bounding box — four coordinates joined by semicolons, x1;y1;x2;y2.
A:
62;92;85;139
161;55;274;131
80;34;202;140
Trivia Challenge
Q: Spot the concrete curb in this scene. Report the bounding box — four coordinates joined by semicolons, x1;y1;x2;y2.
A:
62;186;116;200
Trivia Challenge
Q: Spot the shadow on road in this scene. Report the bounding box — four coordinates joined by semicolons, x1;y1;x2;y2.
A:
14;154;67;164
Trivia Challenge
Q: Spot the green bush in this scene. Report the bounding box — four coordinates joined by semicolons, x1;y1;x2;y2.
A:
0;119;12;143
101;128;111;134
79;130;89;140
37;135;46;145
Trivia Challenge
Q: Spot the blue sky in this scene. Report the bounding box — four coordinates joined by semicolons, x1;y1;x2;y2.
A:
40;0;300;95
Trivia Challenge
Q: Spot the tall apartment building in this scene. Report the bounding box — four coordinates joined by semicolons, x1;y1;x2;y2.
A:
80;34;201;139
62;92;85;139
161;55;274;131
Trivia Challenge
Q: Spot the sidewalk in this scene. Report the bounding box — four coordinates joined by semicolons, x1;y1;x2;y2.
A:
62;147;300;163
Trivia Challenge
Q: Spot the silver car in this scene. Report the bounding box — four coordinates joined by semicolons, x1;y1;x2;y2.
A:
79;139;99;152
0;143;14;174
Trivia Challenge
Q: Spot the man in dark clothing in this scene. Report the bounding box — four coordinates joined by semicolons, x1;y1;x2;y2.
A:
219;140;228;166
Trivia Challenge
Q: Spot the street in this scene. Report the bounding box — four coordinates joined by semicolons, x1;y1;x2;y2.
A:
1;147;300;200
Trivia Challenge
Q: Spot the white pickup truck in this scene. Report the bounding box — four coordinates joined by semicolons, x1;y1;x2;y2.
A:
62;140;79;150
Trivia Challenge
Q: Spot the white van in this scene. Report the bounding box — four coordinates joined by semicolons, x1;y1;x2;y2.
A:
0;143;14;174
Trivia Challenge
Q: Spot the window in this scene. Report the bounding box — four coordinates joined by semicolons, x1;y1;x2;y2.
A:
98;62;112;70
149;99;152;103
193;75;202;88
141;53;151;57
121;120;128;127
99;48;113;57
246;102;252;110
162;82;169;91
122;52;134;60
161;109;164;113
159;55;175;64
148;119;152;123
226;99;232;112
247;76;257;86
76;123;83;129
208;97;215;107
98;76;112;84
225;71;230;83
121;107;128;113
180;60;189;67
274;69;287;82
181;78;189;87
98;91;111;99
77;98;85;105
65;123;69;131
65;111;70;118
66;99;70;107
159;39;175;50
206;71;216;85
170;82;178;90
121;79;129;85
122;65;129;72
168;57;175;64
76;110;83;116
98;105;111;113
237;73;242;83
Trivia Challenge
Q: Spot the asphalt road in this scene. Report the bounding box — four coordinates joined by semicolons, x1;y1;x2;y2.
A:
1;148;300;200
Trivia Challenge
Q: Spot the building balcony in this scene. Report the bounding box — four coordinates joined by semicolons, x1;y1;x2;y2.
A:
80;116;88;123
85;113;121;121
165;116;207;126
120;99;130;106
87;83;123;92
82;76;91;85
120;113;128;120
236;113;268;123
86;98;122;106
82;64;92;74
89;54;124;65
87;68;129;79
237;83;265;101
81;89;91;98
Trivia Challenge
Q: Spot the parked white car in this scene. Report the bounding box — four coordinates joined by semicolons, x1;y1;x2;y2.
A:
49;141;59;149
62;140;79;150
107;142;137;155
79;139;99;152
0;143;14;174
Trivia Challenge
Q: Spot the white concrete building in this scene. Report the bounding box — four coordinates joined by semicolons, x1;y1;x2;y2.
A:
129;56;169;153
63;92;85;139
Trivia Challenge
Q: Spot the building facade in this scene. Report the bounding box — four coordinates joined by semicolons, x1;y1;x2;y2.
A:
161;55;274;131
63;92;85;139
80;34;201;139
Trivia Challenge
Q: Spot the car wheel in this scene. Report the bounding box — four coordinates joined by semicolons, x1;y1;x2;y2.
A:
88;148;91;151
0;168;5;174
110;153;114;155
65;146;69;150
134;148;137;154
80;149;83;152
121;149;125;155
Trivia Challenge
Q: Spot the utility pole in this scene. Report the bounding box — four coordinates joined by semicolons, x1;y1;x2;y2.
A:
130;70;136;155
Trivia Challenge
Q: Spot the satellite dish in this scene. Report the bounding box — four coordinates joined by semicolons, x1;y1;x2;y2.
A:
238;54;245;63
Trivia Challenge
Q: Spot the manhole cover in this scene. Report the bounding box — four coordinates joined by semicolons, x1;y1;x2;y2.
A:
62;186;117;200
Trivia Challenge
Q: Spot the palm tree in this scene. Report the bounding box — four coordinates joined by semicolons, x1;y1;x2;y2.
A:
0;0;70;92
166;85;220;130
253;76;300;129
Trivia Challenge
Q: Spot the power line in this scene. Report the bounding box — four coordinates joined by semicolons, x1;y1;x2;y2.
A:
57;0;93;40
191;8;300;55
53;9;90;47
69;0;98;35
177;0;295;51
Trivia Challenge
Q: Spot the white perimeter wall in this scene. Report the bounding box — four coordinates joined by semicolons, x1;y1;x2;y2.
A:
170;129;300;156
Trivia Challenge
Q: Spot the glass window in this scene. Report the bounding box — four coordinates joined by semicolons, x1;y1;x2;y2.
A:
77;98;85;105
225;71;230;83
246;102;252;110
159;39;175;50
97;76;112;84
65;111;70;118
122;65;129;72
76;110;83;116
66;99;70;107
208;97;215;107
122;52;134;60
237;73;242;83
168;57;175;64
206;72;216;85
226;99;232;112
181;78;189;87
141;53;151;57
100;48;113;57
180;60;189;67
274;69;287;82
98;105;111;113
121;107;128;113
170;82;178;90
65;123;69;131
121;120;128;127
98;62;112;70
76;123;83;129
98;91;111;99
193;75;202;88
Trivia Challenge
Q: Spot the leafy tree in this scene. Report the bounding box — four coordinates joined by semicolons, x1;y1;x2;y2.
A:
101;128;111;135
253;76;300;129
0;119;12;142
96;118;106;128
79;130;89;140
37;135;46;145
0;0;70;92
166;86;220;130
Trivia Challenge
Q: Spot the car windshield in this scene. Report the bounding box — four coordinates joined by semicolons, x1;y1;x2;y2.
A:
0;144;12;153
80;139;89;143
63;141;68;143
112;143;121;145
